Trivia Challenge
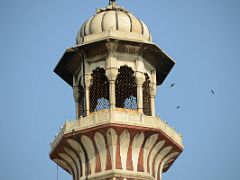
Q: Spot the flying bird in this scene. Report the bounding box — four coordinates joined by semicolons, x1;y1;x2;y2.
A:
177;106;180;109
210;89;215;95
170;83;175;88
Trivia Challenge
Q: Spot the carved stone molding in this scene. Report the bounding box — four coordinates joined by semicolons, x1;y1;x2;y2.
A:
50;124;182;180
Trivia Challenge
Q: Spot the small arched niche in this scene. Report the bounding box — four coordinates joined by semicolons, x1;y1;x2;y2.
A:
78;80;85;117
142;73;151;116
116;65;137;110
89;67;110;112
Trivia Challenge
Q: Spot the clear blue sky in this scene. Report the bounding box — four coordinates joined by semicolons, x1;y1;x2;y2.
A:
1;0;240;179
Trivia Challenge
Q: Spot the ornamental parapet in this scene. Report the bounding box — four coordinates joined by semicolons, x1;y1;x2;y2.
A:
50;109;183;154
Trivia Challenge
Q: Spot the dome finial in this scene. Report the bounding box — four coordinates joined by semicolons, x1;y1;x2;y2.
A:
109;0;116;5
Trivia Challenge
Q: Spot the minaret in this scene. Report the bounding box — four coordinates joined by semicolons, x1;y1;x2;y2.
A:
50;1;183;180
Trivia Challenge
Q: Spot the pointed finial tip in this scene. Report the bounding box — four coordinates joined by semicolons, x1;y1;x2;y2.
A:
109;0;116;5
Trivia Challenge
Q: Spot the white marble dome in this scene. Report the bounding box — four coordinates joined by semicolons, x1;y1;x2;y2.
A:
76;3;152;44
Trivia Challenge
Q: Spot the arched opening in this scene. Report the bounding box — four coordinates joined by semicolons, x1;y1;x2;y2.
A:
78;81;85;117
142;73;151;116
116;65;137;110
89;67;110;112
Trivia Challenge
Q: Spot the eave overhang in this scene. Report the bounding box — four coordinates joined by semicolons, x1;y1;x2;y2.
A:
54;38;175;86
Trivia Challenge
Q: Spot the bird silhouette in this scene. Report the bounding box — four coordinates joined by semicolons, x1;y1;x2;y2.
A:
210;89;215;94
177;106;180;109
170;83;175;88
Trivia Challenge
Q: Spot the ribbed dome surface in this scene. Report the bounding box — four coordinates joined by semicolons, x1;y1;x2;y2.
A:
76;3;152;44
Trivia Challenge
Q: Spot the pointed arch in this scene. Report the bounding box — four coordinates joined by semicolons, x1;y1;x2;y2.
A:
116;65;137;109
142;73;151;116
89;67;110;112
78;80;85;117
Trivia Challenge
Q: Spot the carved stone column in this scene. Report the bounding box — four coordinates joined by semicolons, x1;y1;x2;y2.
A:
73;84;80;119
135;55;145;113
136;72;145;113
106;56;118;109
84;73;91;116
106;42;118;110
150;70;157;116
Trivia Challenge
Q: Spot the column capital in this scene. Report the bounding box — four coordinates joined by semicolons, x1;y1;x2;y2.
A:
84;73;92;87
106;54;118;81
106;68;118;81
150;82;156;97
106;41;118;54
135;71;145;85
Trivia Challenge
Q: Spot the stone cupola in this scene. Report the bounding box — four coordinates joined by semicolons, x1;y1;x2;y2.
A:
76;2;152;45
50;1;183;180
54;2;175;118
